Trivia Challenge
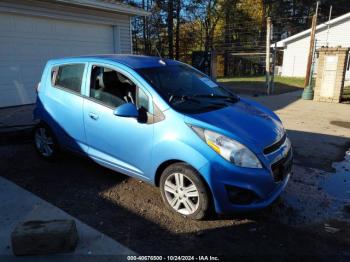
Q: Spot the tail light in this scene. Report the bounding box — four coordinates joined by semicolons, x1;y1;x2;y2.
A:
36;82;41;93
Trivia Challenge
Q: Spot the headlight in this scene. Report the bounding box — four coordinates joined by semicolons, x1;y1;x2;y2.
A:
190;126;262;168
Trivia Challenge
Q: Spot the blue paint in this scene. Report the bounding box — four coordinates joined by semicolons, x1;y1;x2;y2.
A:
113;103;139;118
34;55;293;214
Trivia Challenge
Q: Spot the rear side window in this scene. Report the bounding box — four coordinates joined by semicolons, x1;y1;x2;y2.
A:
52;64;85;94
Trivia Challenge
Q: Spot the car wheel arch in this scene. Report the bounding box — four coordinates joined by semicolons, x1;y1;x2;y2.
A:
154;159;183;187
155;160;215;216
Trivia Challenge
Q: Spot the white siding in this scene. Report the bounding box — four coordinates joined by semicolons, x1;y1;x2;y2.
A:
0;1;133;107
317;19;350;48
281;17;350;78
281;37;310;77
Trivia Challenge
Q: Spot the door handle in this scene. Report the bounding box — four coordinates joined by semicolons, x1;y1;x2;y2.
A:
88;112;99;120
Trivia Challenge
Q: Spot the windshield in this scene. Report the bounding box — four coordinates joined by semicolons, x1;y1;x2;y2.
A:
137;64;238;114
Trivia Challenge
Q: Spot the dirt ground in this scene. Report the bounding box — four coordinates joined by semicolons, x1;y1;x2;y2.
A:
0;143;349;260
1;91;350;260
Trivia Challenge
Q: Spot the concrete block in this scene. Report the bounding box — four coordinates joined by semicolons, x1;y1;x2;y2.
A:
11;220;78;256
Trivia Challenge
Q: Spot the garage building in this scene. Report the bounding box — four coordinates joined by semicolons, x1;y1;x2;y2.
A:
0;0;148;107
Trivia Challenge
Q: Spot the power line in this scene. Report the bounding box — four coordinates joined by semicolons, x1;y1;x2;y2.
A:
271;16;313;20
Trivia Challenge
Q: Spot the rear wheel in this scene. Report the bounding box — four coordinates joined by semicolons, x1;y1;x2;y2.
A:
34;124;59;160
160;163;210;220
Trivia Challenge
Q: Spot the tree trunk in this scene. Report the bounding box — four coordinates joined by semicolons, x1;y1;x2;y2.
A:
133;27;138;54
167;0;174;59
292;0;296;17
175;0;180;60
142;0;147;54
224;1;232;76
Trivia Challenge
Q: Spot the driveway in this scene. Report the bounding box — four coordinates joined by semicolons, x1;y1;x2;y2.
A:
0;91;350;259
250;91;350;172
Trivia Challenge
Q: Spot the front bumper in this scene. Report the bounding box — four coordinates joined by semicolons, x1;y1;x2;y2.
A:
200;146;293;214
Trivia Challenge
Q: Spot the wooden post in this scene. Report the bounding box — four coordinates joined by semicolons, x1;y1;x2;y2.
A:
302;1;320;100
304;14;318;87
266;17;272;95
270;42;278;94
210;50;217;81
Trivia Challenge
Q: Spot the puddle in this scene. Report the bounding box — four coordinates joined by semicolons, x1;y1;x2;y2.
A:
321;150;350;201
273;150;350;225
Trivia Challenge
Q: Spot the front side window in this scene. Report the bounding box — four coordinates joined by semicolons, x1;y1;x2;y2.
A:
52;64;85;93
90;66;137;109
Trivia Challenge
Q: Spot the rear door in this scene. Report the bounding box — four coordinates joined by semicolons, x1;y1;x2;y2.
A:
42;63;88;153
83;63;154;181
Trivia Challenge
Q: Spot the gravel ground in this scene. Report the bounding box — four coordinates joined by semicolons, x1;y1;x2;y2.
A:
1;143;350;260
249;91;350;172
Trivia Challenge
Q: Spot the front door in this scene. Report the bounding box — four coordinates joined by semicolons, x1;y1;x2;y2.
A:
83;64;154;181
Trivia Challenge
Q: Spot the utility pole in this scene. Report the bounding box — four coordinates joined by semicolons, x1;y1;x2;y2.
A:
304;14;317;87
270;41;278;94
326;5;333;46
266;17;272;95
302;1;320;100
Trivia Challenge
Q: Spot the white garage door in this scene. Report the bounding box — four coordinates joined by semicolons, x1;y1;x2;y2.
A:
0;13;115;107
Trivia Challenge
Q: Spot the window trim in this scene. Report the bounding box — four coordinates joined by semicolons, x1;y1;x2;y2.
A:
86;63;153;112
136;86;150;111
51;63;86;96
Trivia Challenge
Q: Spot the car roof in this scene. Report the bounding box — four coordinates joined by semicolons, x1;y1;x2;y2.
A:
49;54;181;69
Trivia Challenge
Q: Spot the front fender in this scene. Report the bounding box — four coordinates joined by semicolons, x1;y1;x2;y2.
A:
150;139;211;184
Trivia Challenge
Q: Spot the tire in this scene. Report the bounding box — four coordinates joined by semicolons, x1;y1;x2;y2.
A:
160;163;210;220
34;123;59;161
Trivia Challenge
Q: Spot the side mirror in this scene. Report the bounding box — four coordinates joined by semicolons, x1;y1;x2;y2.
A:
113;103;139;118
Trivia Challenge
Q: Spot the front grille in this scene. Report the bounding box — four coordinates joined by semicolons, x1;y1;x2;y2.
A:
264;133;287;155
271;149;293;182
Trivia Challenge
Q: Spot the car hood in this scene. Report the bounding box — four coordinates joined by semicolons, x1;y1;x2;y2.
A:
185;98;285;153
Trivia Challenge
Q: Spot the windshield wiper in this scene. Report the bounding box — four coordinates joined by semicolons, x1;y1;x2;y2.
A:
169;94;230;110
168;94;239;110
192;94;239;102
169;94;201;104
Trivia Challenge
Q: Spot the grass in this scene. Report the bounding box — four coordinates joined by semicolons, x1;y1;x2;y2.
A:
218;76;306;87
343;86;350;101
217;76;306;95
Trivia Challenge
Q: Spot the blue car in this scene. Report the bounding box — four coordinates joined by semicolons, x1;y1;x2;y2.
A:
34;55;292;220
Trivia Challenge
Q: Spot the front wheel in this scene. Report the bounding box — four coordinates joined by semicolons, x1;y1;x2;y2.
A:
160;163;210;220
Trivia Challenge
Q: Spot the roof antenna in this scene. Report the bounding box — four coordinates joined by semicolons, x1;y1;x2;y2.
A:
155;46;166;65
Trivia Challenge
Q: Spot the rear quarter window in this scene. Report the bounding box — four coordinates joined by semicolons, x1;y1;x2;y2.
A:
51;64;85;94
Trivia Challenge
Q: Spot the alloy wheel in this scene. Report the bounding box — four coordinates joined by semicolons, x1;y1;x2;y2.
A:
35;127;54;157
163;172;200;215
